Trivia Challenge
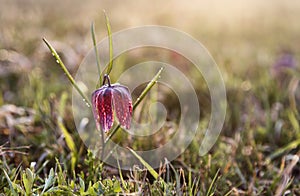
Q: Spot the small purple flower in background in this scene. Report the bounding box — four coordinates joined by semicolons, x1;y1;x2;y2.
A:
273;50;297;69
92;74;133;133
272;50;298;82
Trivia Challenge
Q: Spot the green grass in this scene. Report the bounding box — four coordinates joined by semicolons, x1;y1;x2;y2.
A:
1;1;300;195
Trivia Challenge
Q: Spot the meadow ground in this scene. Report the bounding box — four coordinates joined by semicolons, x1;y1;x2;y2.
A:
1;0;300;195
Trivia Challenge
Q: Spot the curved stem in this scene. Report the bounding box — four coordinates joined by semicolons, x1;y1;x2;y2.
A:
102;74;111;87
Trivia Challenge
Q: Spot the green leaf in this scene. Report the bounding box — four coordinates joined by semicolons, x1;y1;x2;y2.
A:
288;110;299;131
113;180;122;193
86;181;96;195
42;168;55;194
57;119;77;171
22;173;30;195
93;181;104;195
14;183;24;194
25;168;34;183
79;177;85;193
22;168;35;195
58;92;68;118
55;158;66;185
58;119;74;152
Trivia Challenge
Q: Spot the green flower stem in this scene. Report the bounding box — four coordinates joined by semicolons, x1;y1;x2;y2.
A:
42;38;91;107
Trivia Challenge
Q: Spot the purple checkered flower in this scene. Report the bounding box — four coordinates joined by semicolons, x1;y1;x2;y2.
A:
92;74;133;133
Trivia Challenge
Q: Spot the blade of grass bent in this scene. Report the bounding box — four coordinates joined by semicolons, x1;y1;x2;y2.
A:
127;147;160;180
43;38;91;107
266;138;300;164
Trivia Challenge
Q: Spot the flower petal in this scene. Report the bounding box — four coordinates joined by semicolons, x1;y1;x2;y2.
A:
112;84;133;129
92;87;114;132
91;89;101;131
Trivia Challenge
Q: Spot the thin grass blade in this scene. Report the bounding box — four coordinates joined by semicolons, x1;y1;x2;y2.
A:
127;147;160;181
91;22;102;87
57;119;77;171
103;10;114;75
2;169;18;196
206;169;220;196
42;38;91;107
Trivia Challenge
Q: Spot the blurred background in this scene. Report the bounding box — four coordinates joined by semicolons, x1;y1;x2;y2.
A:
1;0;300;194
1;0;300;103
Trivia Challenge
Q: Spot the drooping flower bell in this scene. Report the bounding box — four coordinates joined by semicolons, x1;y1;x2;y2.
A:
91;74;133;133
